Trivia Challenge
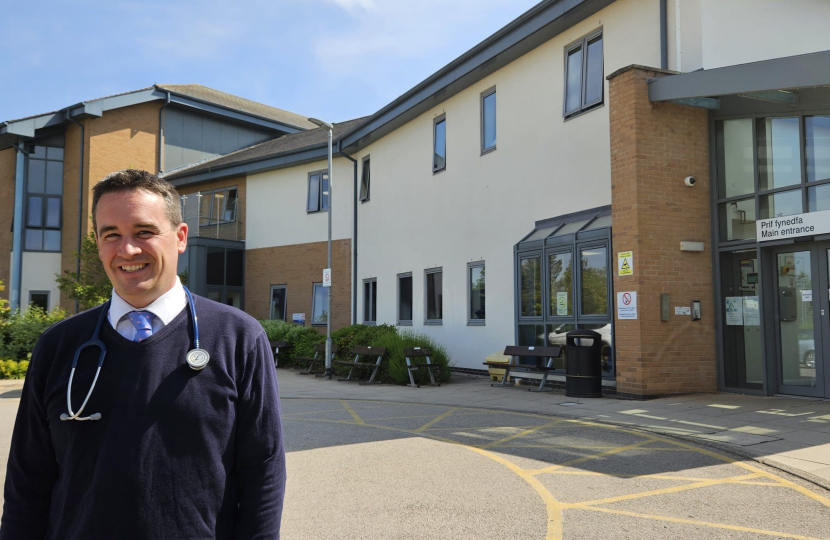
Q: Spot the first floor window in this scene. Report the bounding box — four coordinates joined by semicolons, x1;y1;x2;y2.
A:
468;262;485;324
363;278;377;323
397;273;412;325
433;116;446;173
25;145;64;251
312;283;329;325
307;170;330;212
481;88;496;153
425;267;443;324
360;156;370;202
564;29;603;117
270;285;287;321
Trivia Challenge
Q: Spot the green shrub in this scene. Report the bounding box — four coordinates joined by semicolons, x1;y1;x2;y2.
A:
0;359;28;379
0;306;66;361
259;319;325;367
371;330;452;386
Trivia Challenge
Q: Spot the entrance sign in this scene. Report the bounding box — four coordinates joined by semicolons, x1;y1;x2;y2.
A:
742;296;760;326
675;306;691;316
725;297;743;325
757;210;830;241
618;251;634;276
617;291;637;320
556;292;568;315
323;268;332;287
292;313;306;325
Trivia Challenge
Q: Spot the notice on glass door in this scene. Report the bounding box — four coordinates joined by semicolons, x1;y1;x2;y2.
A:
742;296;760;326
725;297;744;326
801;290;813;302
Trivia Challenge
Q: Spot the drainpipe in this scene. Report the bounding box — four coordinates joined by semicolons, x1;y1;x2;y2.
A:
158;91;170;174
660;0;668;70
10;141;27;311
64;111;85;314
338;147;358;325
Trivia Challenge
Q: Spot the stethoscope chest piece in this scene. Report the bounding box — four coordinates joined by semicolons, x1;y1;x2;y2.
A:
186;348;210;371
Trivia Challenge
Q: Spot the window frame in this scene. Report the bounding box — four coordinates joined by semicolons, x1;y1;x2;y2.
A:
363;277;377;324
28;290;50;312
563;28;604;119
204;186;239;224
397;272;413;326
24;145;64;253
433;114;447;174
311;282;329;326
270;285;287;321
480;87;497;155
424;267;443;325
360;155;371;202
467;261;486;326
306;169;330;213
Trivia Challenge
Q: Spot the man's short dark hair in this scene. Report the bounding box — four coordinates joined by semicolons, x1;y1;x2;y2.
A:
91;169;183;234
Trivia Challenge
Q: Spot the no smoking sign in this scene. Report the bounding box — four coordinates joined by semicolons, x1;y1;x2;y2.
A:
617;291;637;320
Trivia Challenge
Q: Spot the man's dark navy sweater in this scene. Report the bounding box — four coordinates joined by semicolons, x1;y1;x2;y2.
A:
1;296;285;540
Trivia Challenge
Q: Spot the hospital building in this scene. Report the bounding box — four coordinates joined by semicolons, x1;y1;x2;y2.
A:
2;0;830;400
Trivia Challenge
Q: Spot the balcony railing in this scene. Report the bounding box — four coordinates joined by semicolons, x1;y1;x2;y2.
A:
180;192;244;241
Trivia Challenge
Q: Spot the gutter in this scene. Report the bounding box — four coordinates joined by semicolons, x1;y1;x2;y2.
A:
158;91;170;174
338;148;358;325
660;0;668;70
64;111;85;314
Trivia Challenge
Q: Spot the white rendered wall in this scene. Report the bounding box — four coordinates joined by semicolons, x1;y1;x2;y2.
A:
246;158;355;249
349;0;660;370
669;0;830;72
20;252;61;311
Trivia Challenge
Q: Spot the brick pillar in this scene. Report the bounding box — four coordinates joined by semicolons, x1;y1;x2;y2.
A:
608;66;717;398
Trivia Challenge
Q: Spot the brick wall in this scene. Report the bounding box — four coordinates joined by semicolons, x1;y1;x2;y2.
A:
608;66;717;398
60;101;162;311
0;148;16;300
245;239;352;330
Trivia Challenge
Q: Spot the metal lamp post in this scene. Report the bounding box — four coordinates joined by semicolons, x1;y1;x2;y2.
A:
309;117;334;379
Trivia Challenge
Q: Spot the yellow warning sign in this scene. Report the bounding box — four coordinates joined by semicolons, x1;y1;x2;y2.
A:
618;251;634;276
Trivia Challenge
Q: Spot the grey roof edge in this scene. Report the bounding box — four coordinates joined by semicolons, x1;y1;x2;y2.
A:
517;204;611;245
338;0;616;151
167;145;332;188
648;49;830;102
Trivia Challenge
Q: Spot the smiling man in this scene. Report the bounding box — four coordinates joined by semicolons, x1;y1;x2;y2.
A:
1;170;286;540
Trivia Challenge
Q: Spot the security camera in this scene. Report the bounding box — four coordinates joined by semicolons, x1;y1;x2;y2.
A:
684;176;696;187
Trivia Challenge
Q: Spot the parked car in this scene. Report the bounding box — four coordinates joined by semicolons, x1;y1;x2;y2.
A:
799;338;816;369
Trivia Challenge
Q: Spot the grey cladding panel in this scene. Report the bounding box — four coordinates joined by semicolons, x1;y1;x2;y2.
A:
164;107;273;171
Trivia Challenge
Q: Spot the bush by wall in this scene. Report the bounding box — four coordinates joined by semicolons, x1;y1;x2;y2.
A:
0;306;66;362
0;360;30;380
372;330;452;386
260;320;326;367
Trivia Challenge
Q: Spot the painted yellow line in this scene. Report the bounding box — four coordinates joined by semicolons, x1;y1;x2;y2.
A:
478;419;565;450
530;438;657;475
564;473;761;508
339;400;366;425
576;506;828;540
464;446;564;540
500;444;692;451
413;407;459;433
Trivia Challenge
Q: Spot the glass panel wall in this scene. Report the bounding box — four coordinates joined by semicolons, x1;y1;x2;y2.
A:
806;116;830;183
548;251;572;317
777;251;816;388
720;250;763;390
717;119;754;198
519;256;542;318
757;117;801;191
580;247;608;316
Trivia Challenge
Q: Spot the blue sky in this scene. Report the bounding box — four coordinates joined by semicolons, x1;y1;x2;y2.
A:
1;0;541;124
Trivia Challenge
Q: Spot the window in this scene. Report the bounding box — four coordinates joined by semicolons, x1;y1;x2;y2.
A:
549;251;573;317
519;255;542;318
564;29;603;118
311;283;329;325
425;267;443;324
468;262;485;325
363;278;377;324
580;246;609;316
205;246;244;308
481;88;496;153
270;285;287;321
433;115;446;173
204;186;238;223
397;272;413;325
29;291;49;312
360;156;370;202
307;170;330;213
25;145;63;251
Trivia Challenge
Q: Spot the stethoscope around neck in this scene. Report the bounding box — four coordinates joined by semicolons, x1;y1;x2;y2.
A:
60;286;209;422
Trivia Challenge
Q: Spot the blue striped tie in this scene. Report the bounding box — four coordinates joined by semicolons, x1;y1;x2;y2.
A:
127;311;154;342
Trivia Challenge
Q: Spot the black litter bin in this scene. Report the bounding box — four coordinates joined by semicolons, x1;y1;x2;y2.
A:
565;329;603;398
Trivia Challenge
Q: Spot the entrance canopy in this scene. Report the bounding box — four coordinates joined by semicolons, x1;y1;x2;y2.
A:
648;50;830;107
517;205;611;250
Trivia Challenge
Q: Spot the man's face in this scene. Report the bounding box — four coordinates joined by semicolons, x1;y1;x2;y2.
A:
95;189;187;308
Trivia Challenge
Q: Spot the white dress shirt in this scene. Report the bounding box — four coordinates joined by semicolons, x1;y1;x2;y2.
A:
108;277;187;340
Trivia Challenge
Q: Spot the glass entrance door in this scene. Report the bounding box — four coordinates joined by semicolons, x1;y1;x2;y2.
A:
772;245;828;397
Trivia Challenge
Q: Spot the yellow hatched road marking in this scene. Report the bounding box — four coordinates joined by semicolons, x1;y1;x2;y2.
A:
530;438;658;475
564;473;761;508
576;506;829;540
478;419;565;449
339;400;365;425
413;407;459;433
